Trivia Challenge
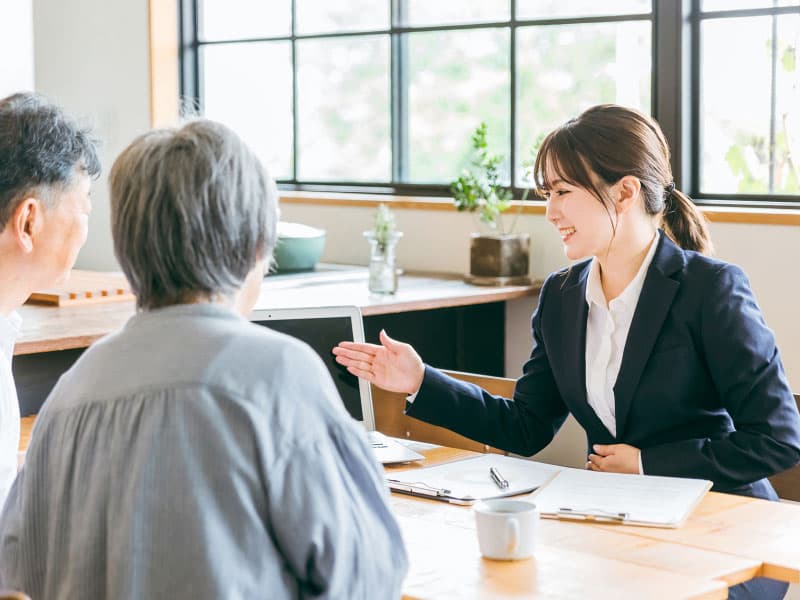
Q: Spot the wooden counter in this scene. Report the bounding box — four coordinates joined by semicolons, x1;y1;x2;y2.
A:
16;267;539;356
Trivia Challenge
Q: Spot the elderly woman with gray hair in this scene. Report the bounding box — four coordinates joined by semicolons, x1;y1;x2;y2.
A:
0;120;408;599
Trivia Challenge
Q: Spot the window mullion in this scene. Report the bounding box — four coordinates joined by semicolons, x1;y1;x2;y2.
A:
291;0;299;183
653;0;692;190
179;0;200;104
689;0;701;196
391;0;409;183
510;0;517;190
768;10;778;194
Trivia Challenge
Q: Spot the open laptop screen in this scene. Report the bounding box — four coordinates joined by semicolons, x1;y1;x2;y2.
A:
250;314;364;422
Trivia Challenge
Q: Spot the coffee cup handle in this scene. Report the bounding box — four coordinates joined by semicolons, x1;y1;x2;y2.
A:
506;519;519;554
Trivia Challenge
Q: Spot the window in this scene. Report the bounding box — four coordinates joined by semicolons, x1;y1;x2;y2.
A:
694;2;800;198
182;1;653;193
182;1;800;204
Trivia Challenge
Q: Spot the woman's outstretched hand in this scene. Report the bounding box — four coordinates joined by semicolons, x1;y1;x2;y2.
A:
333;329;425;395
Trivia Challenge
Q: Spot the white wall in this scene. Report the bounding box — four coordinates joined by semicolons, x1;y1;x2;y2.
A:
32;0;152;270
0;0;34;97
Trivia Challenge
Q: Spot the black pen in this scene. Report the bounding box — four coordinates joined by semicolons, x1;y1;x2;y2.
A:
489;466;509;489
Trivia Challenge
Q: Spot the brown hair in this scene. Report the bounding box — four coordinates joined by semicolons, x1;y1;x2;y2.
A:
533;104;712;255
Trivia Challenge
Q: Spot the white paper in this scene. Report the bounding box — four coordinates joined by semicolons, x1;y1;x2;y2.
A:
387;454;562;501
531;468;712;527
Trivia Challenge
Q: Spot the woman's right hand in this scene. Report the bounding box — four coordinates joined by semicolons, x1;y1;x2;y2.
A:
333;329;425;395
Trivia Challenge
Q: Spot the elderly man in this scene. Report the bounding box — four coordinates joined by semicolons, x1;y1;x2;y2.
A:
0;93;99;507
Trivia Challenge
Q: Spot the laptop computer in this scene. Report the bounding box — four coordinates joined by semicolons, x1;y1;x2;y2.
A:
249;305;424;464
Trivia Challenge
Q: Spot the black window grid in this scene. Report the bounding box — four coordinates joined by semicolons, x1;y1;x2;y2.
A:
180;0;800;206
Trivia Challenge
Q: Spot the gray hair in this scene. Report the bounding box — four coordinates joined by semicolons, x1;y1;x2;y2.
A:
0;92;100;228
109;119;278;309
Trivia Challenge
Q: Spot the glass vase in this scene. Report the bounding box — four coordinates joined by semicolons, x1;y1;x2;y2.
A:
364;231;402;294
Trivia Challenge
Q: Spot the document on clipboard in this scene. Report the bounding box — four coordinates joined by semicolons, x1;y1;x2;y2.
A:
530;468;712;528
387;454;562;505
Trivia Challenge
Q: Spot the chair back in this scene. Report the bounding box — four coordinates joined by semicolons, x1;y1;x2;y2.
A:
372;369;513;454
768;393;800;502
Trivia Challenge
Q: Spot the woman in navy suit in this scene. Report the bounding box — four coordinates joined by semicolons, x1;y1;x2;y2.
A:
334;105;800;599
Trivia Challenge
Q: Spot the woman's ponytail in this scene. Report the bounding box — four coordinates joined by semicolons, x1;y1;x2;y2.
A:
661;187;714;255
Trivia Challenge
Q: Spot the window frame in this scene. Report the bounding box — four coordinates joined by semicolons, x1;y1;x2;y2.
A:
179;0;800;207
689;1;800;206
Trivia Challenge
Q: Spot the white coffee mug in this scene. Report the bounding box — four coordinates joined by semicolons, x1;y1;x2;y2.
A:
474;499;539;560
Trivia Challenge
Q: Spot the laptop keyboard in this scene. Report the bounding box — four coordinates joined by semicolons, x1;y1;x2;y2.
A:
366;431;424;464
367;431;389;448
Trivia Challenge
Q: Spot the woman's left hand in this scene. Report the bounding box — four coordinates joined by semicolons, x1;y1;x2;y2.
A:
586;443;641;474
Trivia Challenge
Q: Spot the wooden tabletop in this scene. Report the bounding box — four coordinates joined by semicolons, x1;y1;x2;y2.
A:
19;422;794;598
390;447;800;599
15;267;539;355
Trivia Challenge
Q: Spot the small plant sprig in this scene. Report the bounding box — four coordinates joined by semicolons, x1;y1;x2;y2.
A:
373;203;398;252
450;122;513;233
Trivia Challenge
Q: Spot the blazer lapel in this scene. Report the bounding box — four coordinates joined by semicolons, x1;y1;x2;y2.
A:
560;265;616;441
614;233;684;439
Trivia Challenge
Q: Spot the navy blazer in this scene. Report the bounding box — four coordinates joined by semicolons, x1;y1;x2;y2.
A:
407;231;800;499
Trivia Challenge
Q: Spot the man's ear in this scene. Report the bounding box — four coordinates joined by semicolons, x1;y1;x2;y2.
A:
614;175;642;215
9;198;42;253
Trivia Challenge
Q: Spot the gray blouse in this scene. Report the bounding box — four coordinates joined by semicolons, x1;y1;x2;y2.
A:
0;304;407;599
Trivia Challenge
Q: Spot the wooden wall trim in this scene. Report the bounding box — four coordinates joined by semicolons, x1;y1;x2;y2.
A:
281;191;800;226
148;0;180;128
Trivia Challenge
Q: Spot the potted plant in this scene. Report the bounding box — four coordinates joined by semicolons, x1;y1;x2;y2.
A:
450;122;531;285
364;203;403;294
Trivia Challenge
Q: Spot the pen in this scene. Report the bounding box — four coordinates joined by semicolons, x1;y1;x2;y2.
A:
556;507;628;522
489;466;509;489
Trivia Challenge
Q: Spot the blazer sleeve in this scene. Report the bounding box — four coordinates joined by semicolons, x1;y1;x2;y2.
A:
405;273;570;456
642;263;800;488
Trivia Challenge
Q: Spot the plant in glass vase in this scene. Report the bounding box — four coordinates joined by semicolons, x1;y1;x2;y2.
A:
450;122;531;285
364;203;403;294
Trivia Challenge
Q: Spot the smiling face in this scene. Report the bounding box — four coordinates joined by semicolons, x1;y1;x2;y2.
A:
543;167;616;261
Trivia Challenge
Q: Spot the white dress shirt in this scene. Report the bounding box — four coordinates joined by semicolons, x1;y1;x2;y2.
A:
0;312;21;509
585;233;659;471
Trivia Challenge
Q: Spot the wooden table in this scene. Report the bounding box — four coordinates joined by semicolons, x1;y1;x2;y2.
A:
19;420;797;598
389;447;800;599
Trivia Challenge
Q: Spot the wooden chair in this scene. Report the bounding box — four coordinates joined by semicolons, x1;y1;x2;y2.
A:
372;369;514;454
768;393;800;502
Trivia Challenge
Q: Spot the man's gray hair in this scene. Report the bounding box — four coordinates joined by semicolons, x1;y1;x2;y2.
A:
109;119;278;309
0;92;100;229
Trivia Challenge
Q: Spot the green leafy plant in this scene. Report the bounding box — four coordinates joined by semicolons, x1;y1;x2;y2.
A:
372;203;398;252
450;122;534;234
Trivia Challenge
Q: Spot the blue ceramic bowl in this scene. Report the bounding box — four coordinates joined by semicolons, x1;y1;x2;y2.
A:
272;222;326;272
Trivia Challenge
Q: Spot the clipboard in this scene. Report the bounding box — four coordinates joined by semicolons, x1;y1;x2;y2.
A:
530;467;712;528
387;454;562;505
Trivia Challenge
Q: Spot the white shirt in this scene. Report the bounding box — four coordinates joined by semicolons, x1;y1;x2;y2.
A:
0;312;21;508
585;233;659;472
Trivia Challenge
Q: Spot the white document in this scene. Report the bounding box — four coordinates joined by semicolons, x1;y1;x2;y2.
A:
531;468;712;528
387;454;562;505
